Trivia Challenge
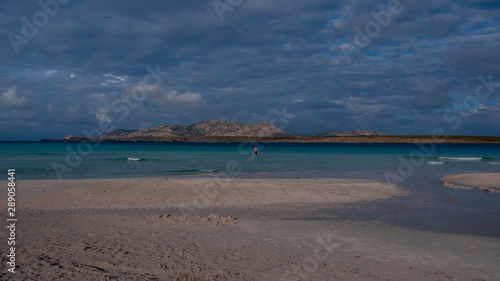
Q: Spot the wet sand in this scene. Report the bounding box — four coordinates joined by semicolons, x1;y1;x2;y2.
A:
14;178;408;210
441;173;500;188
0;178;499;280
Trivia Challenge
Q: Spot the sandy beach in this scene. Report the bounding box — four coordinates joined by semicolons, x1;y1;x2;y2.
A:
1;177;499;280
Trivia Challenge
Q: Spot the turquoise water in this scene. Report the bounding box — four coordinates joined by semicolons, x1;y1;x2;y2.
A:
1;141;499;180
2;141;500;236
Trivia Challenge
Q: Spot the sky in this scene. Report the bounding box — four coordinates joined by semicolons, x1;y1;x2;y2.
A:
1;0;500;140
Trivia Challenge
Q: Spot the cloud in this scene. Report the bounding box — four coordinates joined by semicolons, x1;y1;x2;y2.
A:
164;90;203;104
0;85;27;107
0;0;499;139
475;103;500;112
101;73;129;86
46;70;58;76
411;78;451;110
143;84;205;108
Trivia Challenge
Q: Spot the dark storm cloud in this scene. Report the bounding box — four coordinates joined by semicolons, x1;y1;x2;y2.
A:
411;77;451;110
0;0;499;140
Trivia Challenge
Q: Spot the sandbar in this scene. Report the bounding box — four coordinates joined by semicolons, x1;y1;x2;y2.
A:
7;177;408;210
441;173;500;189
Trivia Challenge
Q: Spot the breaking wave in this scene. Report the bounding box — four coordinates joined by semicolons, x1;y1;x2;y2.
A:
426;161;445;165
438;157;483;161
127;157;144;161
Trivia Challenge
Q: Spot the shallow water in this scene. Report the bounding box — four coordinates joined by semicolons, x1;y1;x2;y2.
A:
2;141;499;237
236;170;500;237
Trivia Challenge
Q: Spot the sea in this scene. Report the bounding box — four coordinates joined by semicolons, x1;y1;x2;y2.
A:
1;141;500;180
1;141;500;236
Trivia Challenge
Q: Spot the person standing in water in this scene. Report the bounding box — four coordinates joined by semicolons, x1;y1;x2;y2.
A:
254;146;259;155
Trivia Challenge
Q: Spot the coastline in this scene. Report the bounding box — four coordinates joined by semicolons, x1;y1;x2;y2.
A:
39;135;500;143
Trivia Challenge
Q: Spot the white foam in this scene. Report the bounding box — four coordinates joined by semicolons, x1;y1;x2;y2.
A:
426;161;445;165
438;157;482;161
127;157;143;161
200;169;215;172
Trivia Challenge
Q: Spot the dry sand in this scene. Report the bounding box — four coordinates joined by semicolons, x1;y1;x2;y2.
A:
1;177;499;280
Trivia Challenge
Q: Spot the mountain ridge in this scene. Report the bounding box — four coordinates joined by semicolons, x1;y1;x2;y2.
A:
39;120;500;143
103;120;295;141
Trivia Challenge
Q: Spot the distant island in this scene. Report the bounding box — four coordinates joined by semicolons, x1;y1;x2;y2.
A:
41;120;500;143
